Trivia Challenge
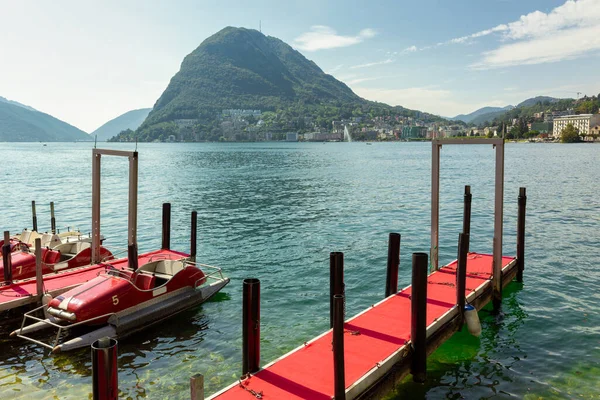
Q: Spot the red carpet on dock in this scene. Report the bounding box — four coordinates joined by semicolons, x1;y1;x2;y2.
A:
0;249;188;311
212;253;516;400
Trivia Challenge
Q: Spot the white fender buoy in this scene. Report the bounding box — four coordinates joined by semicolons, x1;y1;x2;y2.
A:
464;304;481;337
42;294;53;319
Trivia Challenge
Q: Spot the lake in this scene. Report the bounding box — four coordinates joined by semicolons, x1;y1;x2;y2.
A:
0;141;598;399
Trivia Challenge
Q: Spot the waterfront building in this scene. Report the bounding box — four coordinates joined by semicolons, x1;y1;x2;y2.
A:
553;114;600;137
286;132;298;142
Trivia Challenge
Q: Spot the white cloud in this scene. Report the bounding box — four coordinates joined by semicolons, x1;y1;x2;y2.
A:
400;45;417;54
346;77;382;85
472;24;600;69
350;58;393;69
327;64;344;73
294;26;376;51
445;0;600;68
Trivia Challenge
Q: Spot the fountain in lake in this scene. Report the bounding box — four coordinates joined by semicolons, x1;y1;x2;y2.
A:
344;125;352;142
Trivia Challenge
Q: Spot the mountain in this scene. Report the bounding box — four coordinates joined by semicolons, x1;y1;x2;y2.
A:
0;98;90;142
124;26;445;141
91;108;151;141
516;96;561;108
451;106;513;123
0;96;37;112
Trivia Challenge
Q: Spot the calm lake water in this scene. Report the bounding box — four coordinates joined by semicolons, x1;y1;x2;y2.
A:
0;142;598;399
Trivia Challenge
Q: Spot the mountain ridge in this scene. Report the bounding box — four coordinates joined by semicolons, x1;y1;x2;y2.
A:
124;26;446;141
92;108;151;141
0;99;90;142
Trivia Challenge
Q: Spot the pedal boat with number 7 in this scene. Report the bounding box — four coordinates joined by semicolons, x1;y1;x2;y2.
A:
11;254;229;352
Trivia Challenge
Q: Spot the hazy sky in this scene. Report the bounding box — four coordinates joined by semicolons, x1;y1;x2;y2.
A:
1;0;599;132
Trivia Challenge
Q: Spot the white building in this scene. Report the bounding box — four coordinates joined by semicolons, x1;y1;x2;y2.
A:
286;132;298;142
553;114;600;137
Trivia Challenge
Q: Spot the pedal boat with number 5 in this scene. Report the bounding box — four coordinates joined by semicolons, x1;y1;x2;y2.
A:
11;254;229;352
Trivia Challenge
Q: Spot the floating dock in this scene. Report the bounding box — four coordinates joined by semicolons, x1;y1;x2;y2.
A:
208;253;517;400
0;249;189;312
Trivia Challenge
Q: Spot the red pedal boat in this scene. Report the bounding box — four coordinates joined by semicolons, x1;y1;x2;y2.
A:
12;252;228;352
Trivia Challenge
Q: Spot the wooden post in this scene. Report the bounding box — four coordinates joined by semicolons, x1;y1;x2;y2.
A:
242;278;260;375
431;141;441;271
456;233;469;326
91;151;102;264
50;202;56;234
330;252;344;328
31;201;38;232
385;233;401;297
162;203;171;250
190;211;197;263
517;187;527;283
492;141;505;312
35;238;43;297
463;186;472;237
190;374;204;400
333;294;346;399
411;252;428;383
2;231;12;283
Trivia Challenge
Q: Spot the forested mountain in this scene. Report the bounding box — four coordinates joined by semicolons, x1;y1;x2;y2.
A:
0;99;90;142
117;27;446;142
91;108;151;141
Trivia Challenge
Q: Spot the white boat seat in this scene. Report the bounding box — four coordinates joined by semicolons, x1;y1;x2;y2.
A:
138;259;186;279
20;230;32;245
54;241;91;256
41;233;61;248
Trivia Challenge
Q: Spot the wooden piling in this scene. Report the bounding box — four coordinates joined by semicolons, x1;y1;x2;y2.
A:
31;201;38;232
330;252;344;328
492;237;502;312
463;186;472;237
456;233;469;326
333;294;346;399
127;244;138;271
2;231;12;283
162;203;171;250
190;211;197;263
50;202;56;234
410;252;428;383
35;238;43;297
190;374;205;400
242;278;260;375
517;187;527;283
385;233;401;297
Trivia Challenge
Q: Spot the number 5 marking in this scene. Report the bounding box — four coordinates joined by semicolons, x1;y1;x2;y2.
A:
112;295;119;305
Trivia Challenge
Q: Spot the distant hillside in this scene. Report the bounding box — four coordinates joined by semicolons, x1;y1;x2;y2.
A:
516;96;561;108
91;108;151;141
469;96;572;126
451;105;513;123
117;27;446;142
0;99;90;142
0;96;37;112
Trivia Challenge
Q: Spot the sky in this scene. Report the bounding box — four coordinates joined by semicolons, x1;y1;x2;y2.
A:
1;0;599;132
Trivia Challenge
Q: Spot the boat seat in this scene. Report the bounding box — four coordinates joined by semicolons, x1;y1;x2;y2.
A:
20;230;32;245
42;248;62;265
134;273;156;290
54;241;91;256
155;260;186;276
41;233;61;248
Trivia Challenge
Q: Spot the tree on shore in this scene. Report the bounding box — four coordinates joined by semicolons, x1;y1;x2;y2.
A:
560;123;580;143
